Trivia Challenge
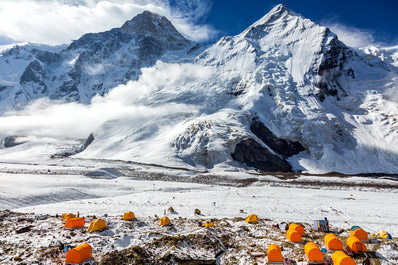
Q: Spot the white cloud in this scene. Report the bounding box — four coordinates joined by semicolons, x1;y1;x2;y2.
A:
0;62;212;139
0;34;16;45
323;22;379;48
0;0;216;45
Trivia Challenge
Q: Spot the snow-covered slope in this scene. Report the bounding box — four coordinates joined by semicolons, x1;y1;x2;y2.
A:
75;4;398;174
360;45;398;68
1;5;398;174
0;11;196;113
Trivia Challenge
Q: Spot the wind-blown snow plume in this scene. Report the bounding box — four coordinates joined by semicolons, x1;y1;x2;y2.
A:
0;0;216;45
0;62;211;138
322;21;379;48
384;76;398;103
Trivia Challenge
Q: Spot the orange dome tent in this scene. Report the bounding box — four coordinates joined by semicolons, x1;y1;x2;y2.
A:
62;213;76;220
289;223;305;235
332;251;356;265
267;244;283;263
304;242;324;263
324;233;343;251
350;228;368;240
64;217;84;229
245;214;259;223
346;236;366;253
88;219;107;232
122;211;136;220
287;229;302;242
65;243;92;264
158;216;170;226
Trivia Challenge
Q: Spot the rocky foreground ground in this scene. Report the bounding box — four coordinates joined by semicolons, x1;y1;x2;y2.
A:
0;210;397;265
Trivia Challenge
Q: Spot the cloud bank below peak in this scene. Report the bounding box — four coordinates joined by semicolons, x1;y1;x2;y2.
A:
0;0;217;45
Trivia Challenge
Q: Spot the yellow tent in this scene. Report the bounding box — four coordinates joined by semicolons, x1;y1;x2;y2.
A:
350;228;368;240
289;223;305;235
376;230;391;239
287;229;302;242
203;221;215;228
88;219;107;232
324;233;343;250
304;242;324;263
122;211;136;220
158;216;170;226
332;251;356;265
267;244;283;263
62;213;76;220
245;214;259;223
346;236;366;253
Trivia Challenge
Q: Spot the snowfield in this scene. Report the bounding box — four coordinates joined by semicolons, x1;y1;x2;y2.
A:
0;160;397;264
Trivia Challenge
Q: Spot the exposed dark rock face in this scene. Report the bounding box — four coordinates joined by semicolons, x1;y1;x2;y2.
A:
318;31;350;75
3;136;28;148
31;49;62;65
50;133;95;158
20;60;46;85
316;31;355;101
0;86;7;92
232;139;293;172
99;233;222;265
232;118;305;172
82;133;95;151
317;81;338;102
120;11;190;51
2;45;28;59
20;60;48;95
137;36;164;60
53;81;79;101
250;119;305;157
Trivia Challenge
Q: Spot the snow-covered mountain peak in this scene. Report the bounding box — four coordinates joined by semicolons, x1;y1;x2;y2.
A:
192;5;398;174
0;10;196;112
120;11;190;50
251;3;300;27
245;3;320;36
121;10;166;34
241;3;330;43
200;3;341;88
1;5;398;175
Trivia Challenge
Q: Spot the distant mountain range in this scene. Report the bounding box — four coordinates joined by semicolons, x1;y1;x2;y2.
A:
1;4;398;174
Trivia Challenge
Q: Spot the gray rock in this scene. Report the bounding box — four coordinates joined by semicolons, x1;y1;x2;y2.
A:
3;136;29;148
232;138;293;172
250;118;305;157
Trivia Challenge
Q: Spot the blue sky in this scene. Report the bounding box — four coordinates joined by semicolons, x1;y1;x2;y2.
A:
201;0;398;46
0;0;396;47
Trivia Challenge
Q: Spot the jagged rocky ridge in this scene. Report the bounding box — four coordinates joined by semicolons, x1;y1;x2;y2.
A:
1;5;398;174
